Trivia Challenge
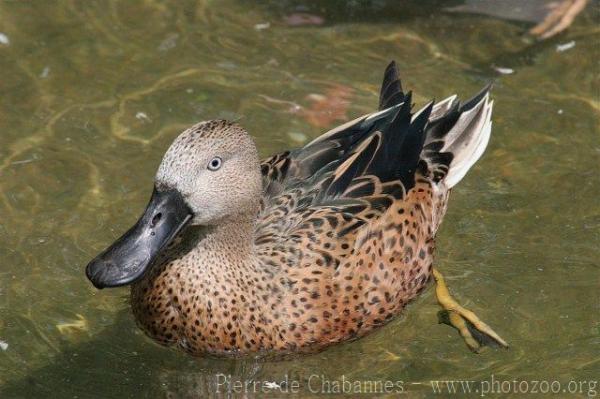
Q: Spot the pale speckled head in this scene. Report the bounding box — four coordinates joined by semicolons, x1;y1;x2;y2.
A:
156;120;262;225
85;120;262;289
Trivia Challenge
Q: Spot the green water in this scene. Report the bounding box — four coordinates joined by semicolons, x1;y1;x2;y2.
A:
0;1;598;398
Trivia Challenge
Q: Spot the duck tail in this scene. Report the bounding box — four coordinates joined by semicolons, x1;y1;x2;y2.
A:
378;61;493;189
421;86;493;189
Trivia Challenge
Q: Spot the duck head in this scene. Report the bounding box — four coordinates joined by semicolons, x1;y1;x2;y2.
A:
86;120;262;288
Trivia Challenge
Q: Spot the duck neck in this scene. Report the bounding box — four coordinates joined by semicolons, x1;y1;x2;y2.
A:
200;211;256;259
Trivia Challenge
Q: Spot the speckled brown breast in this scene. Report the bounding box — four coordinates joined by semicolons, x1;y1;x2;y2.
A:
130;178;449;356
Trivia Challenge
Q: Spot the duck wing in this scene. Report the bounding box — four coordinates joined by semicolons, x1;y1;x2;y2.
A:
256;61;492;258
259;61;406;201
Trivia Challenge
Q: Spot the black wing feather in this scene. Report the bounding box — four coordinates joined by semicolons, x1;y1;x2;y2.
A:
261;61;470;209
379;61;405;110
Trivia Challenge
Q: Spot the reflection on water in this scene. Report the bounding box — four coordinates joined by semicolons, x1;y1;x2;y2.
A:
0;0;598;397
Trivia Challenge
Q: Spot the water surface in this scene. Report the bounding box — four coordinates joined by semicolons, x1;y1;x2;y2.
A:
0;1;598;398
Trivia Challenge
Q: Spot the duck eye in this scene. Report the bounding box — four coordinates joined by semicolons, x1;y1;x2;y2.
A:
207;157;222;171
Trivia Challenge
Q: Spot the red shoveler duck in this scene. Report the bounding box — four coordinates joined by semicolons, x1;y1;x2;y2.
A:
86;61;507;356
